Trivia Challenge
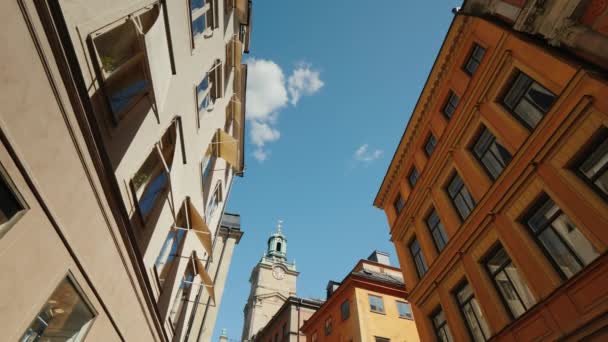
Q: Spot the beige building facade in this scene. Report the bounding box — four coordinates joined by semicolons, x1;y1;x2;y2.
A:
0;0;251;340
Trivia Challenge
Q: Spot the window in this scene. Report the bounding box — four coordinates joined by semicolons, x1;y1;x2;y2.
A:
471;126;512;180
446;172;476;220
375;337;390;342
0;166;26;239
197;61;223;121
431;307;453;342
205;183;222;221
274;333;278;342
443;91;460;119
575;128;608;199
464;44;486;75
20;276;96;341
169;261;195;329
454;281;491;342
201;143;217;190
396;301;413;319
424;134;437;157
426;209;449;252
324;316;332;336
282;322;287;337
409;237;428;278
132;125;176;221
154;226;186;288
91;5;166;121
368;294;385;313
341;300;350;321
502;71;556;129
484;244;536;319
522;194;599;279
190;0;216;45
393;194;405;215
408;167;419;188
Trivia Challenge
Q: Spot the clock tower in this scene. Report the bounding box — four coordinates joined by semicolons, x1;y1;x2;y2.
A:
242;221;298;341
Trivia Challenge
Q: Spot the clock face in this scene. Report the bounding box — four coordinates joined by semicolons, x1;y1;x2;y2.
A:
272;267;285;280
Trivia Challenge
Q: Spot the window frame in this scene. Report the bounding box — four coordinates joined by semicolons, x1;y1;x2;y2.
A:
572;126;608;202
0;160;28;240
482;243;535;320
393;193;405;216
409;237;428;279
430;307;453;342
470;126;512;181
442;91;460;119
500;70;556;130
453;280;490;342
20;272;98;342
463;43;486;76
368;294;385;314
425;208;449;253
520;193;599;280
424;133;437;157
341;299;350;321
445;172;476;221
324;316;332;336
408;166;420;189
396;301;414;320
188;0;216;49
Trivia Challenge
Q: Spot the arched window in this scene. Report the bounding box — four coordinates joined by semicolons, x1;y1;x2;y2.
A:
276;242;282;253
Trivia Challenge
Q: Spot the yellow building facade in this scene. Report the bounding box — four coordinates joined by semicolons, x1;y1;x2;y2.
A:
301;255;420;342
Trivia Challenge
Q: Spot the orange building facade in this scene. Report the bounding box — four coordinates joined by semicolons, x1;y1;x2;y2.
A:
300;257;420;342
374;13;608;342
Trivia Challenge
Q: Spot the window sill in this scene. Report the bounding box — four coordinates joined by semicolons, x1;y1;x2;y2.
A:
399;315;414;320
370;310;386;315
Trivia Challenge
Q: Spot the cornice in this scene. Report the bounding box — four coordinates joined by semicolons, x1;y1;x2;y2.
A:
374;15;472;208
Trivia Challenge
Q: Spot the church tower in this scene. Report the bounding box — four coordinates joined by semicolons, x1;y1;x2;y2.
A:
242;221;298;341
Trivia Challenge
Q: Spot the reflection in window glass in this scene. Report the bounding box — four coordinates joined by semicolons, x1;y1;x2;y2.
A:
397;301;413;319
169;261;195;329
431;308;453;342
368;294;385;313
447;173;476;220
524;195;599;279
426;209;449;252
20;277;96;341
455;282;490;342
577;128;608;198
464;44;486;75
502;71;555;129
409;238;428;278
484;244;536;319
472;127;512;180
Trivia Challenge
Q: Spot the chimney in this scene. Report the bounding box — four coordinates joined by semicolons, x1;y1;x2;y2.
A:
326;280;341;299
367;250;391;266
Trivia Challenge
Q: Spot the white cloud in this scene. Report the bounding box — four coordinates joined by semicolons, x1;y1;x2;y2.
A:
354;144;383;162
253;148;269;162
287;64;324;105
245;58;324;162
246;58;288;122
250;121;280;147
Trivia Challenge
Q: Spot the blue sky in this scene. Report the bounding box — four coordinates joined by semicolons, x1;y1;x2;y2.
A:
213;1;461;339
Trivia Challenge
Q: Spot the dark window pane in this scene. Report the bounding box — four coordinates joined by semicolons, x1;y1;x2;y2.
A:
455;283;490;342
578;129;608;197
0;171;23;236
464;44;486;75
425;134;437;156
20;277;96;341
393;194;405;215
502;71;555;129
431;308;453;342
447;173;476;220
443;92;460;119
409;238;428;278
524;195;599;279
192;14;206;37
408;167;419;188
341;300;350;320
472;127;512;180
484;245;536;319
427;209;449;252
